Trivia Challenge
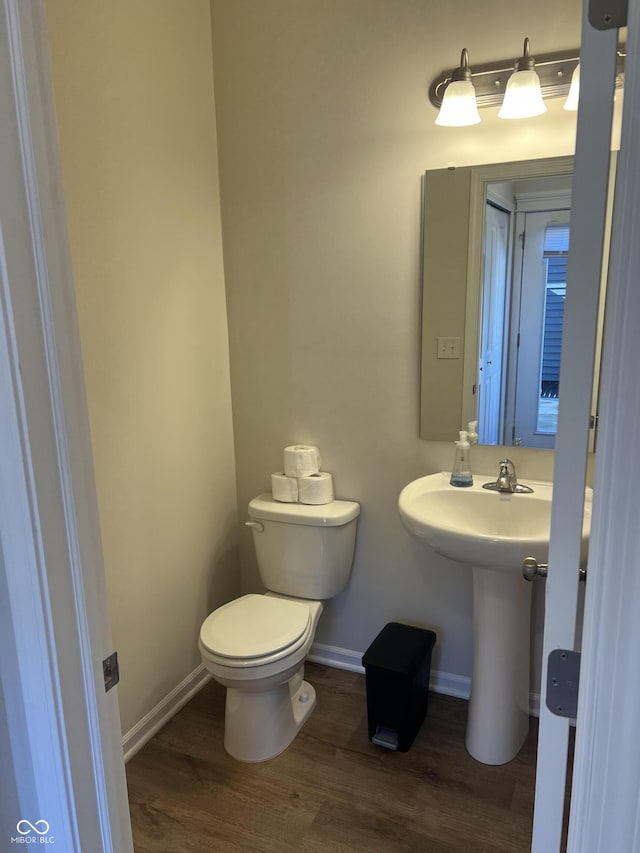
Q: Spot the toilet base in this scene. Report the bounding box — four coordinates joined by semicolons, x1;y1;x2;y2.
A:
223;668;317;762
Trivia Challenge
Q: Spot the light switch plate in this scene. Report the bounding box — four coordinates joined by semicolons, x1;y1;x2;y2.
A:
437;336;461;359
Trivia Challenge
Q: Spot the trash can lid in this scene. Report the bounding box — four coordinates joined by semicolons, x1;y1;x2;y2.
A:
362;622;436;676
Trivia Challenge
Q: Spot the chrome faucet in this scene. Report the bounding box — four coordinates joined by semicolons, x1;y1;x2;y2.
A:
482;459;534;494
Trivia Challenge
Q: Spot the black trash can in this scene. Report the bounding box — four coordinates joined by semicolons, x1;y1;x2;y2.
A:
362;622;437;752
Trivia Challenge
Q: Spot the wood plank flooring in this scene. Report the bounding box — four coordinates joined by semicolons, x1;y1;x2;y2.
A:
126;663;539;852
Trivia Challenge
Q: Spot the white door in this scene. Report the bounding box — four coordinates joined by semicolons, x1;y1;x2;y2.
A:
567;4;640;843
531;8;621;852
478;202;510;445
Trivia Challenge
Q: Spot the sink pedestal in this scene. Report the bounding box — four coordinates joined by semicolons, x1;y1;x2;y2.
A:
466;566;532;765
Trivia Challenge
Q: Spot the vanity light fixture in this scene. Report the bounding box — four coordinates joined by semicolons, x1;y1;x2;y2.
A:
498;39;546;119
430;42;625;124
563;63;581;111
434;49;481;126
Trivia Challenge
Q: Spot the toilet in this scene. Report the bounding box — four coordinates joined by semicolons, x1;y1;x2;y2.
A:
199;493;360;762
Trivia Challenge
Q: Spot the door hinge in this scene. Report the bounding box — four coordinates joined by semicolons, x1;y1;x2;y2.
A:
103;652;120;692
589;0;627;29
546;649;580;718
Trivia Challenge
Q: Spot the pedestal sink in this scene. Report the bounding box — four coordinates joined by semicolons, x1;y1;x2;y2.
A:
398;471;592;765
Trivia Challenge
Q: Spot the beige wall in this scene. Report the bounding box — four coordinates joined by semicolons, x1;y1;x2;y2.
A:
46;0;239;733
210;0;584;687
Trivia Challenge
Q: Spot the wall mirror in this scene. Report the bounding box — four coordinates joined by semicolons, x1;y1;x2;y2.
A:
419;155;615;447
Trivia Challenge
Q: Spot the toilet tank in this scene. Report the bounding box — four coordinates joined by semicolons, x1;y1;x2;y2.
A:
247;494;360;599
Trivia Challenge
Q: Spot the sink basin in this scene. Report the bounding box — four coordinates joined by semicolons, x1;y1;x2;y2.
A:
398;471;592;766
399;471;591;570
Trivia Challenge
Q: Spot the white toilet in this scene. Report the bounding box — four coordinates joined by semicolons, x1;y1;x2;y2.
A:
199;493;360;762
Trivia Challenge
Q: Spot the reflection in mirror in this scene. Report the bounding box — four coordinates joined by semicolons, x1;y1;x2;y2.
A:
476;174;571;448
420;156;615;448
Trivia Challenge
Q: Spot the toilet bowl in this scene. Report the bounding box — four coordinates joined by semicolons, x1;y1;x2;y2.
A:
199;494;359;762
200;593;323;762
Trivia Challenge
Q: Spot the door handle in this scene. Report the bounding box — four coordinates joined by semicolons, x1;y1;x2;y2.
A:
522;556;587;583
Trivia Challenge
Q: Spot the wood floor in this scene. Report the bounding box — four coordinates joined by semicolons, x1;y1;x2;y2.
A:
126;663;539;852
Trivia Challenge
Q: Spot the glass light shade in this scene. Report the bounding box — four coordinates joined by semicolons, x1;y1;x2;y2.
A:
563;64;580;111
498;69;547;119
435;80;480;126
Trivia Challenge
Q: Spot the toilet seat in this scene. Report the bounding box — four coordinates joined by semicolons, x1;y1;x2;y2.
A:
199;594;312;668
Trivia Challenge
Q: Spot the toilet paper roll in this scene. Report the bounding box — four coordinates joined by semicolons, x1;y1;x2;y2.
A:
283;445;322;478
298;472;334;505
271;472;299;502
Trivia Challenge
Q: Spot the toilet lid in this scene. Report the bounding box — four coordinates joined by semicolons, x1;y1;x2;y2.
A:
199;594;311;660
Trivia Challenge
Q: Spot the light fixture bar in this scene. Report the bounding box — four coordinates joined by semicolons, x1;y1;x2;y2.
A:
429;47;625;110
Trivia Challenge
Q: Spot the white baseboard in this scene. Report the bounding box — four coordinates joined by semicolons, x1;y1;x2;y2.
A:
530;691;541;718
429;668;472;700
307;641;471;699
307;642;365;673
309;641;541;717
122;664;210;763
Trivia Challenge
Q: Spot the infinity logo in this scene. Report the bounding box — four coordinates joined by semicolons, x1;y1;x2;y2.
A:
16;820;50;836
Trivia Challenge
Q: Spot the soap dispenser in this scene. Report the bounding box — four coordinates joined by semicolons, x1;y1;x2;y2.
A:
450;430;473;487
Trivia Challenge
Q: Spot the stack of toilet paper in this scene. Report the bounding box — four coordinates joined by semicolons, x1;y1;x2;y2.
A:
271;445;335;505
